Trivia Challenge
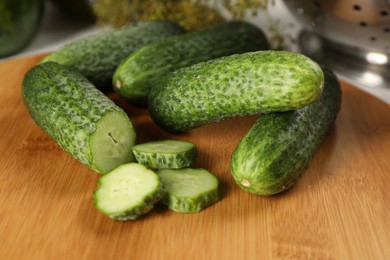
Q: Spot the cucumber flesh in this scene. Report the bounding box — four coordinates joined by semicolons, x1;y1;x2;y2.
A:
158;168;220;213
94;163;165;221
132;140;197;169
91;111;136;174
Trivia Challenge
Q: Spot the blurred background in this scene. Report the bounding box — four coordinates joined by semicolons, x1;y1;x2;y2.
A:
0;0;300;58
0;0;389;104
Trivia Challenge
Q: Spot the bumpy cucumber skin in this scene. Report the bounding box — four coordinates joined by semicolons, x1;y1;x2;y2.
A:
132;143;197;169
22;61;135;173
94;163;166;221
148;51;324;132
113;21;269;106
230;68;341;195
162;187;220;213
41;21;185;90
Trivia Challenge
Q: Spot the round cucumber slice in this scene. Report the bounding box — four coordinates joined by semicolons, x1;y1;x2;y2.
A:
132;140;197;169
157;168;220;213
94;163;165;221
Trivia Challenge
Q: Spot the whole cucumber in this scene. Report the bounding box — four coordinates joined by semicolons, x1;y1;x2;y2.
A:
148;50;324;132
230;68;341;195
22;62;137;174
113;21;269;106
40;21;185;90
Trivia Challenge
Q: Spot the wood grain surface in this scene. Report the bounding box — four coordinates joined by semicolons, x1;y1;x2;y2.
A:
0;54;389;260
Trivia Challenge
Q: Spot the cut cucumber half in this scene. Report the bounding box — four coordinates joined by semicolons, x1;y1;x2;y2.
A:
132;140;197;169
22;61;137;174
94;163;165;221
157;168;220;213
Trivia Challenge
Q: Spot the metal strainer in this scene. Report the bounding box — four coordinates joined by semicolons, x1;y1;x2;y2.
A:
282;0;390;89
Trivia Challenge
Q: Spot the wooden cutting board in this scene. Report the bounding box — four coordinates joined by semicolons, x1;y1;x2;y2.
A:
1;54;389;260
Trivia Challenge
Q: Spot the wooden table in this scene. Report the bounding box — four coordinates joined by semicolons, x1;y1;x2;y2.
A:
1;55;389;260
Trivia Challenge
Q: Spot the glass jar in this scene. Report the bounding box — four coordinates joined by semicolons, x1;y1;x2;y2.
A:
0;0;44;58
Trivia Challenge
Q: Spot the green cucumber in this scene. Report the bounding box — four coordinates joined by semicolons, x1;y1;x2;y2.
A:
94;163;165;221
132;140;197;169
148;50;324;132
113;21;269;106
22;61;136;174
158;168;220;213
230;68;341;195
40;21;185;90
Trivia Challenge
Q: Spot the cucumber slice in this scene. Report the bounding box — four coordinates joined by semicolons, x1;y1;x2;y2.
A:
93;163;165;221
132;140;197;169
157;168;220;213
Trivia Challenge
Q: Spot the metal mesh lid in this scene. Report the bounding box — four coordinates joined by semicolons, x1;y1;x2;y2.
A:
283;0;390;53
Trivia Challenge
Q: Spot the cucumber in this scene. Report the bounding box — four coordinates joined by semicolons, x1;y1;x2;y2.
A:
22;61;136;174
40;21;185;90
94;163;165;221
230;68;342;195
158;168;220;213
113;21;269;106
148;50;324;132
132;140;197;169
